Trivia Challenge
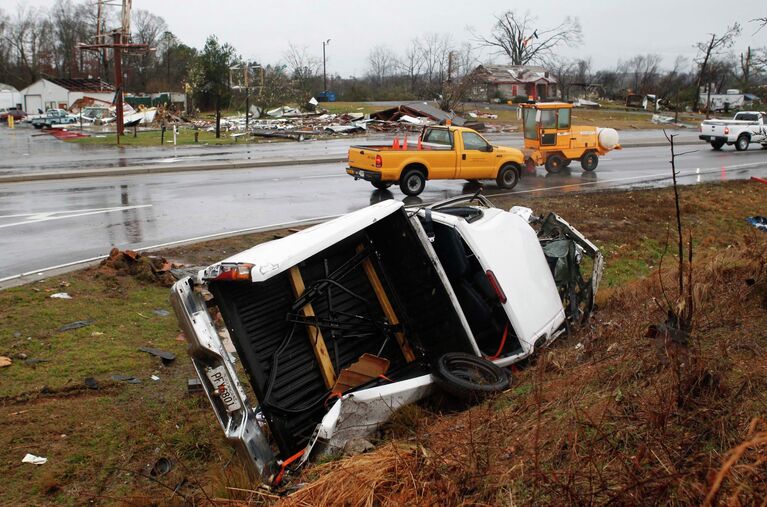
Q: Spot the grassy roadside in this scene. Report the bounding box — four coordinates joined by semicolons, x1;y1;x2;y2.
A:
0;180;765;504
67;128;266;147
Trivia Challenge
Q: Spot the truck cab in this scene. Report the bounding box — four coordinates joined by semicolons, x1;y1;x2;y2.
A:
519;102;620;174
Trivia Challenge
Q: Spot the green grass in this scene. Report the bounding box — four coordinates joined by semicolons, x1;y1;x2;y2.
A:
65;128;261;146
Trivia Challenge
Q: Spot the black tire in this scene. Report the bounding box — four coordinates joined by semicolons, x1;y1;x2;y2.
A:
580;152;599;172
371;181;392;190
399;168;426;196
544;154;566;174
433;352;510;401
496;163;520;189
561;159;572;167
762;144;767;150
735;135;749;152
711;140;725;150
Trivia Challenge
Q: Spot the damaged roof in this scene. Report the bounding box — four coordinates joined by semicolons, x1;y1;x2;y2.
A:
473;65;557;85
45;78;115;92
371;102;466;126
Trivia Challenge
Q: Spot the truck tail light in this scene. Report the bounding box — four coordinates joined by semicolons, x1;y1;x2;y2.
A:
486;270;507;303
375;154;382;168
724;127;729;135
214;263;254;281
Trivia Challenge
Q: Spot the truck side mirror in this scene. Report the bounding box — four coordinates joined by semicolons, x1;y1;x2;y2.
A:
486;145;494;152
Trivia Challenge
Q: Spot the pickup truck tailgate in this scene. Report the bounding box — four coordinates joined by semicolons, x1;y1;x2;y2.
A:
348;147;379;171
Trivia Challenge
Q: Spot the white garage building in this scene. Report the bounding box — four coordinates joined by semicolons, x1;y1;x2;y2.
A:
19;78;115;113
0;83;22;110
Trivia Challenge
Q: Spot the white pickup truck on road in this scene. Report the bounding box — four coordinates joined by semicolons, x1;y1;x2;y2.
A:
699;111;767;151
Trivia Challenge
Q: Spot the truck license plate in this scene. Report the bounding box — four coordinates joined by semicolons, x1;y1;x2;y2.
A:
206;366;241;412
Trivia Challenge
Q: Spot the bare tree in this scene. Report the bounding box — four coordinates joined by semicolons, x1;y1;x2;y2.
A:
417;33;453;90
739;47;753;89
752;17;767;33
549;57;576;100
476;10;582;66
366;45;398;86
692;23;741;112
283;43;321;102
618;54;662;94
398;39;423;92
127;9;167;90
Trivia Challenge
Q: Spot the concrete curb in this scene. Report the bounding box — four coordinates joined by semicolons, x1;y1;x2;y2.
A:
0;140;701;184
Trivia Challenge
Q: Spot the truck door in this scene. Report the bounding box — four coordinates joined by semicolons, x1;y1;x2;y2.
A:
421;128;458;179
555;107;572;149
459;131;496;179
539;109;558;147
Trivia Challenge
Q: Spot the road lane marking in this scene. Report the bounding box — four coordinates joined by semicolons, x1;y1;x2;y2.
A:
0;205;152;230
2;161;765;285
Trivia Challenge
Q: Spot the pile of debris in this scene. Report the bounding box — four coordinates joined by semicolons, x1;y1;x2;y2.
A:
96;248;181;287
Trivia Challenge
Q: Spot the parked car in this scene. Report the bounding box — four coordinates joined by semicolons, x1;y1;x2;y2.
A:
170;194;603;486
30;108;77;129
347;126;525;196
699;111;767;151
0;107;27;122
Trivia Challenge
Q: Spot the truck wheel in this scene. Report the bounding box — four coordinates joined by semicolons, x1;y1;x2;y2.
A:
371;181;392;190
711;140;725;150
434;352;510;402
735;135;749;152
544;154;566;174
496;163;520;189
580;152;599;172
399;168;426;196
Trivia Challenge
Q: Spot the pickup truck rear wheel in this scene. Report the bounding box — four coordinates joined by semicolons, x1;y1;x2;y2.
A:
581;152;599;171
371;181;392;190
735;135;750;151
399;168;426;196
434;352;510;401
711;140;725;150
496;163;520;189
544;154;566;174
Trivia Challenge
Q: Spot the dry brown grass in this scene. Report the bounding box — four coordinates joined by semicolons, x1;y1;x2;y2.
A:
275;234;767;506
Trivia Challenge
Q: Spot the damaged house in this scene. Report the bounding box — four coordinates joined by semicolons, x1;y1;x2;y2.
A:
469;65;558;102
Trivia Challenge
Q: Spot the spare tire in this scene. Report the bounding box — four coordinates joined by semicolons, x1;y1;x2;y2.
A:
434;352;510;401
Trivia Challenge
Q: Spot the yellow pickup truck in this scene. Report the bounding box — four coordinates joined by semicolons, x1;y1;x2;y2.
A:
346;126;525;196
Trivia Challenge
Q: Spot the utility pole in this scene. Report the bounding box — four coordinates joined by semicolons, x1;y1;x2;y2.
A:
322;39;331;91
244;66;250;132
78;0;148;143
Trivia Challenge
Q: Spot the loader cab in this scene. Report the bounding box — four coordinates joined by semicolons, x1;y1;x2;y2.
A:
520;102;572;150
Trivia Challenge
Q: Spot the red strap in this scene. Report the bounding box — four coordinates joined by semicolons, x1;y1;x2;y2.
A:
273;448;306;486
487;324;509;360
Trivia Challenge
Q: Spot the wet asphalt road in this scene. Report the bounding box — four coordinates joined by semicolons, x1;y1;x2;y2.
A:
1;140;766;282
0;126;699;175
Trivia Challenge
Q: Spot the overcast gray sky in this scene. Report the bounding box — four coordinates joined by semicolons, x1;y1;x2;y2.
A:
16;0;767;76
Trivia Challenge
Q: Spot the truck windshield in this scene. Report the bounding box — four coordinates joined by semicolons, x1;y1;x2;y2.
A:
523;109;538;140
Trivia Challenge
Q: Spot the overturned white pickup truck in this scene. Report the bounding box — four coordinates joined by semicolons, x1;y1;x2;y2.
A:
170;195;603;486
